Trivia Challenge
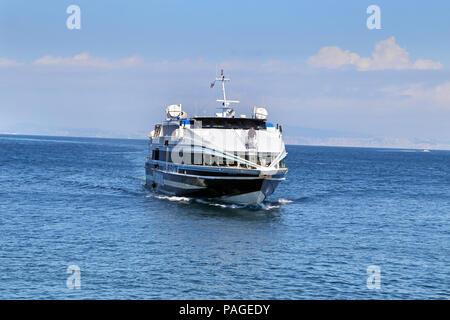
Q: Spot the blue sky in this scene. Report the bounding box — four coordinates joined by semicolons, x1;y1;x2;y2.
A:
1;0;449;148
2;1;449;63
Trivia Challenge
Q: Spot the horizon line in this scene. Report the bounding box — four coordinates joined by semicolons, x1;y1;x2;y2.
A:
1;132;448;152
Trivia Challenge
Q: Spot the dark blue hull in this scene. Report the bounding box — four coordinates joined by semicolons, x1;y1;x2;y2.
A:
144;162;286;204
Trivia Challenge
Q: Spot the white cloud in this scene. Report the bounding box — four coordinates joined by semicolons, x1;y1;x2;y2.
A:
412;59;443;70
402;82;450;108
29;54;294;73
306;47;360;69
1;53;300;75
308;37;443;71
33;52;144;68
0;57;24;67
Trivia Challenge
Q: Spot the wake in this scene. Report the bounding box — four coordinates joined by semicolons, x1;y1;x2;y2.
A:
146;193;296;210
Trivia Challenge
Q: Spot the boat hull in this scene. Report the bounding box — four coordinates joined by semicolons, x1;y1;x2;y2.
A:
144;164;285;205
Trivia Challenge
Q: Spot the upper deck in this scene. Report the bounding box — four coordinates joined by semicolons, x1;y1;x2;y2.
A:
146;71;286;170
188;117;269;130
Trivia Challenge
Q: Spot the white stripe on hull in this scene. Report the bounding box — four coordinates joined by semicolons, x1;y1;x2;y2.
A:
163;179;206;190
219;191;266;205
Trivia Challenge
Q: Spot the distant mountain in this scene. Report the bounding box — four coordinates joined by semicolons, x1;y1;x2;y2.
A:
2;123;450;150
0;123;148;140
283;125;450;150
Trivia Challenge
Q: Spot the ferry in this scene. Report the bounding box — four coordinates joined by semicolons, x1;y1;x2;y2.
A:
144;70;288;205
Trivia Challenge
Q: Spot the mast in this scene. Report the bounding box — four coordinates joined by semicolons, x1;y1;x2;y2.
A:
210;70;239;117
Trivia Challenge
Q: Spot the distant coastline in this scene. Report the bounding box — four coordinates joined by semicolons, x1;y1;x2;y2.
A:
2;132;450;151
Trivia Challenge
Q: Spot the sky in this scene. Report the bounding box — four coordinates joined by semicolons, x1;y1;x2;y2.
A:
0;0;449;148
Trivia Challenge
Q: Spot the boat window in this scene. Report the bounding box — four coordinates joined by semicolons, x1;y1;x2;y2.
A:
158;150;172;162
152;149;160;161
192;117;266;130
162;125;178;136
192;152;203;165
158;148;281;168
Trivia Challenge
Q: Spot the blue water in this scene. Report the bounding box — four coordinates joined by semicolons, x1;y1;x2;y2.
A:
0;134;449;299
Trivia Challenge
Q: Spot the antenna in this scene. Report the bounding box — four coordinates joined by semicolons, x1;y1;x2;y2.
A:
210;69;239;117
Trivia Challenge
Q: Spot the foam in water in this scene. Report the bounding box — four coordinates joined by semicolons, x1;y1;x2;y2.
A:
277;198;294;204
145;190;295;210
151;194;192;203
194;198;243;209
260;203;281;210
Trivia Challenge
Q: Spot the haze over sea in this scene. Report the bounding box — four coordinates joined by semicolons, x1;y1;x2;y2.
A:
0;134;448;299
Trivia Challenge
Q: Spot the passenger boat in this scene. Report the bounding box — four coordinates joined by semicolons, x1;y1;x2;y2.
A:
144;70;287;205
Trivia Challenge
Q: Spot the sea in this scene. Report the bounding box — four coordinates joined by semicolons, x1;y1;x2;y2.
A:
0;134;449;299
